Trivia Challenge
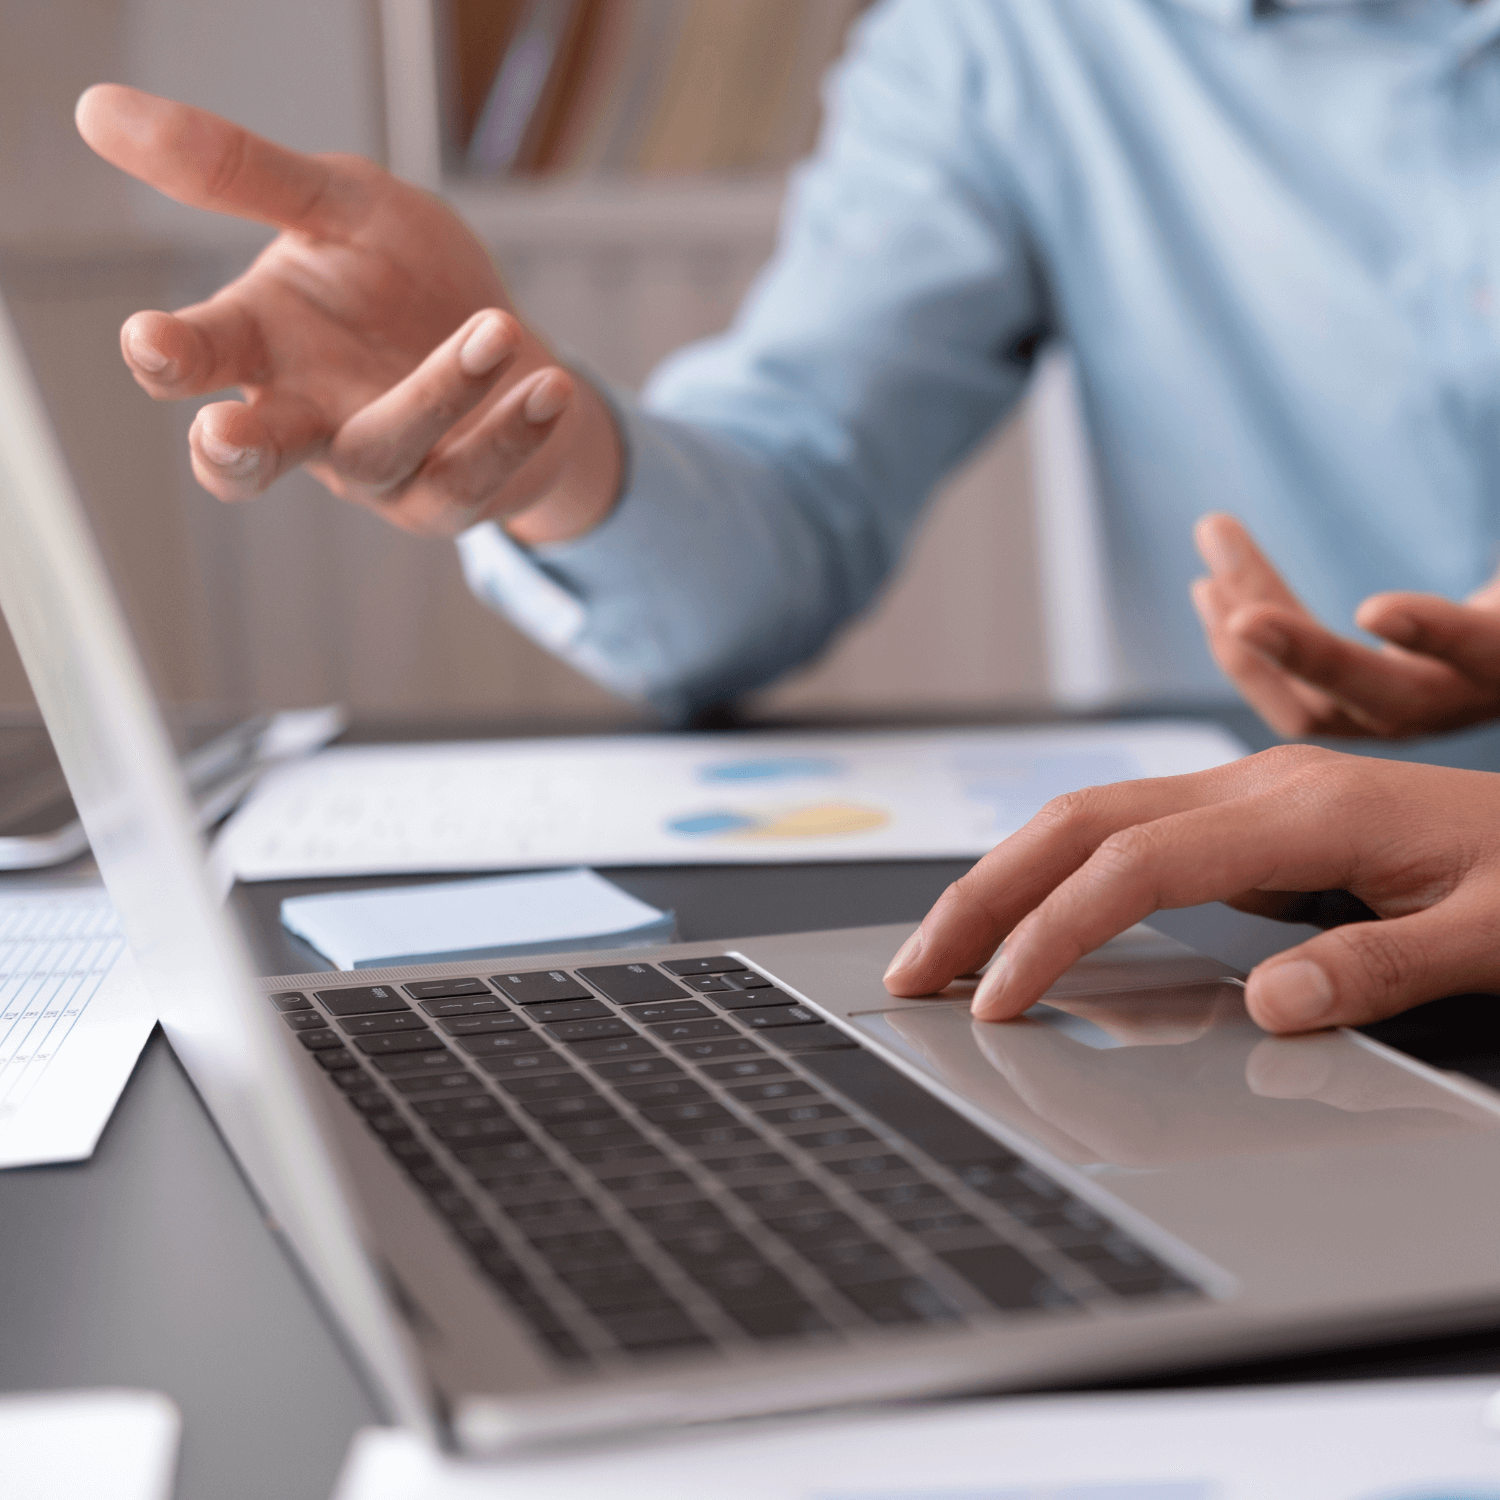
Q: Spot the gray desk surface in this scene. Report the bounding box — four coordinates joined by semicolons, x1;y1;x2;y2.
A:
7;707;1500;1500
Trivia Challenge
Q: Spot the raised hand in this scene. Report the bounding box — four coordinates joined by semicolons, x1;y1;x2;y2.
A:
1192;512;1500;738
74;85;620;541
883;745;1500;1033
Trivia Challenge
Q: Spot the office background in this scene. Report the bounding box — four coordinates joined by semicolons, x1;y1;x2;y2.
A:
0;0;1092;726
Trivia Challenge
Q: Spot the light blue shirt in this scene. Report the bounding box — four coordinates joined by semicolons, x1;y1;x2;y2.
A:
459;0;1500;729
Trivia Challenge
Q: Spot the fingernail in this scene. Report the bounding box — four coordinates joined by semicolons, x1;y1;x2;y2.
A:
883;929;925;982
126;328;172;377
199;431;258;477
971;951;1010;1020
1253;959;1334;1029
524;376;569;424
1198;523;1240;574
458;314;511;377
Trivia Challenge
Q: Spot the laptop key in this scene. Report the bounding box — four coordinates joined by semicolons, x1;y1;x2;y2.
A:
589;1056;685;1082
733;1179;828;1210
355;1031;446;1056
521;998;612;1025
639;1100;735;1127
672;1037;764;1061
735;1005;822;1029
494;1071;593;1100
298;1028;348;1051
340;1011;432;1036
821;1152;923;1184
405;977;489;1001
440;1014;529;1036
489;970;593;1005
577;963;689;1005
669;1124;760;1152
281;1010;328;1031
613;1079;709;1105
430;1117;526;1146
799;1052;1020;1166
458;1032;548;1057
770;1025;860;1052
315;984;410;1016
315;1049;362;1072
269;990;312;1010
546;1118;646;1147
625;999;713;1023
631;1199;732;1236
648;1019;736;1042
712;988;799;1012
421;995;503;1018
374;1049;470;1075
547;1018;636;1044
789;1126;879;1152
521;1096;619;1125
410;1094;502;1119
839;1278;961;1326
660;957;746;977
757;1102;851;1129
478;1050;577;1078
570;1035;661;1061
573;1141;668;1170
700;1057;790;1082
727;1300;833;1340
680;976;735;993
597;1311;709;1352
390;1069;480;1095
940;1245;1071;1312
801;1239;907;1286
727;972;773;989
727;1079;818;1106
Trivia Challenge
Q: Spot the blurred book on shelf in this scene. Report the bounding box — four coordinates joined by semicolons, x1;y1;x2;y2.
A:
443;0;870;180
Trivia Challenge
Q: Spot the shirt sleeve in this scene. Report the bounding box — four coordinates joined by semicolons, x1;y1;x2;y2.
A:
459;0;1047;725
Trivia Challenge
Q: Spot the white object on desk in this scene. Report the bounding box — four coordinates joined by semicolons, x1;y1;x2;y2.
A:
280;867;675;970
0;886;155;1169
215;722;1246;882
0;1388;180;1500
332;1375;1500;1500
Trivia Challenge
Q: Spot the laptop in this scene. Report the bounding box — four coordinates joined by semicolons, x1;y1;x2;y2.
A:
5;292;1500;1455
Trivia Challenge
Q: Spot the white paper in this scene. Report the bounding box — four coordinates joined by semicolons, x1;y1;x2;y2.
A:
0;1388;180;1500
281;867;674;970
0;886;155;1169
333;1376;1500;1500
216;722;1246;882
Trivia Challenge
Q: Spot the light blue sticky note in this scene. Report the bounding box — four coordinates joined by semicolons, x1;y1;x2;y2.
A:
280;867;675;970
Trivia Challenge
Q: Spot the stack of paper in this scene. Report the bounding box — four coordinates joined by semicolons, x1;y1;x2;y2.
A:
280;868;674;970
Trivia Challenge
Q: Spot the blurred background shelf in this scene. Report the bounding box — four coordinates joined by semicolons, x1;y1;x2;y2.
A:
0;0;1091;727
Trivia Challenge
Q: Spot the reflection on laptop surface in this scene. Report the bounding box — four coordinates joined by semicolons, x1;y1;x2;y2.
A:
4;290;1500;1454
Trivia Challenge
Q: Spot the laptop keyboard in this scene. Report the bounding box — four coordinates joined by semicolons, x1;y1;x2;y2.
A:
272;956;1201;1366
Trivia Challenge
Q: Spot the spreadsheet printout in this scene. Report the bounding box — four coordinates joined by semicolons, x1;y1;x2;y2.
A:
215;722;1247;881
0;886;154;1168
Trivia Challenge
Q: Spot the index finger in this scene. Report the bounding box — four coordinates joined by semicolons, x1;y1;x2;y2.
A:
884;760;1262;998
1194;512;1305;613
76;84;364;237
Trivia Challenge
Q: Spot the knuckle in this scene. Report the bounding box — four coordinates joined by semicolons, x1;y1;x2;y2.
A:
1340;923;1410;996
1031;788;1105;840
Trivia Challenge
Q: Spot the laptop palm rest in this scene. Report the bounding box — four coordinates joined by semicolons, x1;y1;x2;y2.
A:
850;983;1499;1174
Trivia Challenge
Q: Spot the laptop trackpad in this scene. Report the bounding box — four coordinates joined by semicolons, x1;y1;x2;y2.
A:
849;983;1500;1172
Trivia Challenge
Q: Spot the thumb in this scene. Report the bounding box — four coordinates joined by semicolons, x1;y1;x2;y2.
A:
1245;897;1500;1033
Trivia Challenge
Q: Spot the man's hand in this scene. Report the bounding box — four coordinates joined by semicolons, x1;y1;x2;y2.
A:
882;744;1500;1033
74;85;621;541
1192;512;1500;738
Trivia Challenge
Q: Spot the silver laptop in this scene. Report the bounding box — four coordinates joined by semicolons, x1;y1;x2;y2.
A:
5;292;1500;1455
